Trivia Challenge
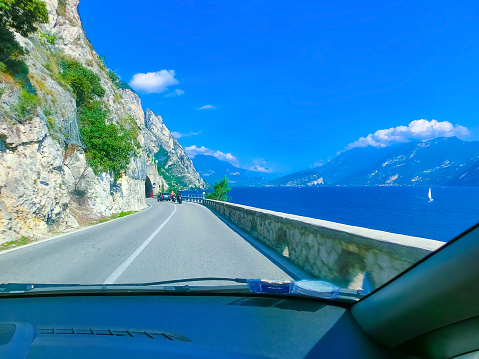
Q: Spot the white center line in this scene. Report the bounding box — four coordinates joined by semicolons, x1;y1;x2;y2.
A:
103;205;177;284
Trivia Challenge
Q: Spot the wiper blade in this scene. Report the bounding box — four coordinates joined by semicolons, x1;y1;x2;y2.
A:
0;282;250;295
121;277;249;286
0;283;82;293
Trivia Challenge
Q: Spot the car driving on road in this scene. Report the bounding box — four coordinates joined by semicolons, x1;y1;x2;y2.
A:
158;193;171;201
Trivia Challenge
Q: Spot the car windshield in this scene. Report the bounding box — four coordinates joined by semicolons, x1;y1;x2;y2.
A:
0;0;478;302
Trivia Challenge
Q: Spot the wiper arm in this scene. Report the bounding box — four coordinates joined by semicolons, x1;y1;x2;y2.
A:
0;282;250;296
246;279;368;301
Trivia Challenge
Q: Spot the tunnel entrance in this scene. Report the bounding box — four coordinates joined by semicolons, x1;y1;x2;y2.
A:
145;176;153;198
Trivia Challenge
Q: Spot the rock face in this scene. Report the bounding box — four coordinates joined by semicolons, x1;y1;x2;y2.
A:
0;0;205;243
143;110;206;189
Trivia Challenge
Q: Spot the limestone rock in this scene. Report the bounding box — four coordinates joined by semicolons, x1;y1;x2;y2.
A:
144;109;207;189
122;89;145;127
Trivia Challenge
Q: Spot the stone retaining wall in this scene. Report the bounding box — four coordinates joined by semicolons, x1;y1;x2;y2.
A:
203;199;444;290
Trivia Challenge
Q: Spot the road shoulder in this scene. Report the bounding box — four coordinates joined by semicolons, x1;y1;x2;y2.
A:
0;204;152;256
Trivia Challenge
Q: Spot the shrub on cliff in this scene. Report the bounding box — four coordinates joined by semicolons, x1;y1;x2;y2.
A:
0;0;46;98
59;59;140;181
0;0;48;62
78;101;139;181
59;59;105;106
207;176;231;201
14;90;38;119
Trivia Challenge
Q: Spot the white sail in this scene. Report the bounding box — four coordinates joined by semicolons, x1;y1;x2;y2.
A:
428;188;433;201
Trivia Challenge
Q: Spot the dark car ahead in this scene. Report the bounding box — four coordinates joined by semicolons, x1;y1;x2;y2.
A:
158;193;171;201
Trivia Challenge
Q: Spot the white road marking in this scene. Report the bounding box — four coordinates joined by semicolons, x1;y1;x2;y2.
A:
103;204;177;284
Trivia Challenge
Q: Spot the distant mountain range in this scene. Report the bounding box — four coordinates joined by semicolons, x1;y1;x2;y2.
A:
269;137;479;186
192;155;277;187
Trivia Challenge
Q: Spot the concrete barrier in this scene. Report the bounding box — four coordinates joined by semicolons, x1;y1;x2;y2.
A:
203;199;444;290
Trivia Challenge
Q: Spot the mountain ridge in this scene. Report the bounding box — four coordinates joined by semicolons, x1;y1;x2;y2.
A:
192;154;276;187
270;137;479;186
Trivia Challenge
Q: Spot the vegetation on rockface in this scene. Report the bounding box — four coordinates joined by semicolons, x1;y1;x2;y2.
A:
39;31;56;45
1;59;40;121
2;55;37;97
0;0;48;118
59;59;105;106
98;54;135;92
207;175;231;201
78;102;140;181
56;0;66;17
14;89;38;118
0;52;38;120
59;59;140;181
0;0;48;62
154;148;191;191
157;166;187;192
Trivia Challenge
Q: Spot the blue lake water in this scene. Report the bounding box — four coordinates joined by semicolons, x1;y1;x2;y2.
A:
188;186;479;242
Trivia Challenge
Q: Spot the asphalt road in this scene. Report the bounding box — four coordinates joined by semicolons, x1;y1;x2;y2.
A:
0;199;292;285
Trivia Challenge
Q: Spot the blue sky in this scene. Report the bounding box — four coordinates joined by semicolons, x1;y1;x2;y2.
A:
78;0;479;173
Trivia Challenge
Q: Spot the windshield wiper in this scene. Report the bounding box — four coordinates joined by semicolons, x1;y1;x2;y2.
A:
0;281;250;295
136;278;368;300
0;278;368;301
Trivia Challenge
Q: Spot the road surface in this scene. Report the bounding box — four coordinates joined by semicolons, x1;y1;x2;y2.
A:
0;200;292;285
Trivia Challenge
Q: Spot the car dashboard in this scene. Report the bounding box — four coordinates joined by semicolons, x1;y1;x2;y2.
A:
0;293;402;359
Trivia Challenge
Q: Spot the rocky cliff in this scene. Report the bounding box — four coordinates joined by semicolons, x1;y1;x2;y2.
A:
143;110;206;189
0;0;205;243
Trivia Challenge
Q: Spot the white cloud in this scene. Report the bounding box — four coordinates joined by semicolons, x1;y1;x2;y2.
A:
346;119;470;150
246;160;273;173
165;89;185;97
129;70;179;93
199;104;215;110
171;131;201;139
185;145;237;164
247;165;272;173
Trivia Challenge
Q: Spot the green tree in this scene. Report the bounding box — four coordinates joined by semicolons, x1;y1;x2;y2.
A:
207;176;231;201
107;69;119;83
0;0;49;61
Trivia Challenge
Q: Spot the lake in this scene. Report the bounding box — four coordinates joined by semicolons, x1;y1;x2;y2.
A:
207;186;479;242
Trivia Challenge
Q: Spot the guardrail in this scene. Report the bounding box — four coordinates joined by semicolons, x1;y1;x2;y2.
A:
203;199;444;290
182;195;204;203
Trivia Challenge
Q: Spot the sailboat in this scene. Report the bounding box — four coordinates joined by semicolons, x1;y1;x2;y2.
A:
428;187;433;202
